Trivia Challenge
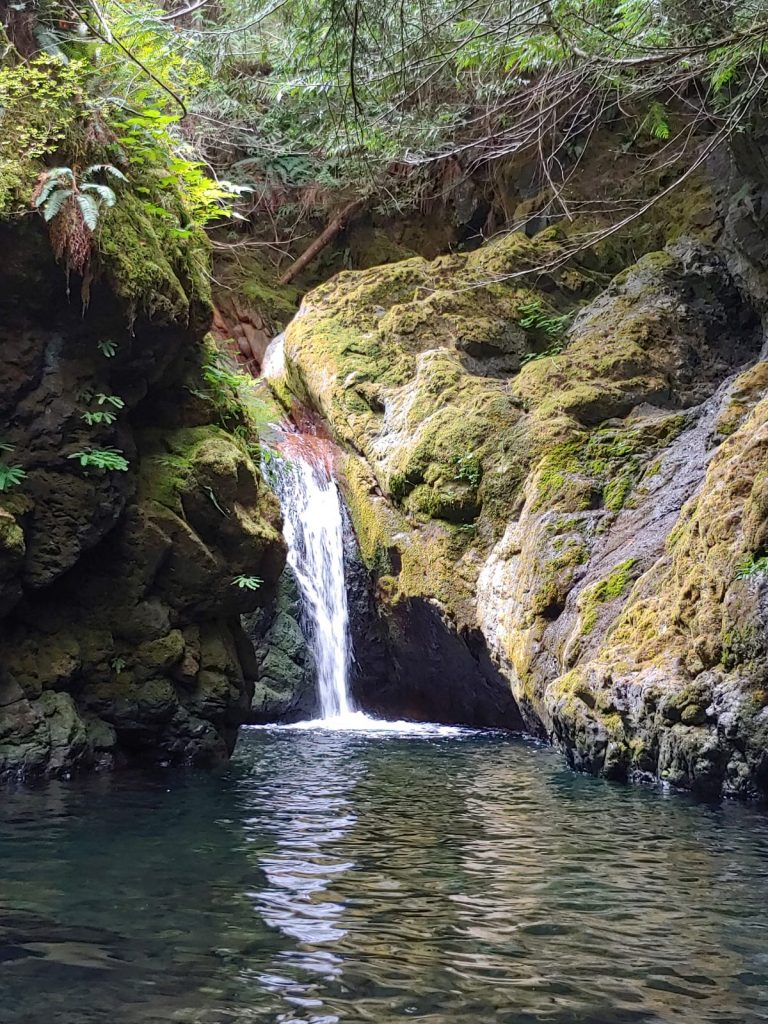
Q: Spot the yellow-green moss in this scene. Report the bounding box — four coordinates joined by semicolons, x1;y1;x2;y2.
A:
138;423;246;515
579;558;638;636
340;456;401;572
97;188;211;325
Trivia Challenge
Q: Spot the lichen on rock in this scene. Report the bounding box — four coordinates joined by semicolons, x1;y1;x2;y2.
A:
277;164;768;797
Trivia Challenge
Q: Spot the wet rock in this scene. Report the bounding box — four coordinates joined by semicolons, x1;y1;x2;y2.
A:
280;191;768;796
242;569;319;723
0;221;286;780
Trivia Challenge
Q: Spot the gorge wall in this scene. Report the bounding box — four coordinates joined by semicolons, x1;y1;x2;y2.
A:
269;145;768;799
0;218;286;778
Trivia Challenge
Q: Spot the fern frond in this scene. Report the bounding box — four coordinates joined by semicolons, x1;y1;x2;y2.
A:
81;183;117;206
34;177;62;208
86;163;128;182
47;166;75;181
76;193;100;230
42;188;73;221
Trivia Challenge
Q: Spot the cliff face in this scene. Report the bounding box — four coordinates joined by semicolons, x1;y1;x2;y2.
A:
276;150;768;798
0;220;286;778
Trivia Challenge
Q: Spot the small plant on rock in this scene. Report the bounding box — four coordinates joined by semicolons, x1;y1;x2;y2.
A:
454;452;482;486
232;574;263;591
68;447;130;471
735;554;768;580
0;443;26;492
97;339;118;358
80;393;125;427
33;164;127;273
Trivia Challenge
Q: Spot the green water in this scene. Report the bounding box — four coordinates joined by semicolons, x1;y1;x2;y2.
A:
1;727;768;1023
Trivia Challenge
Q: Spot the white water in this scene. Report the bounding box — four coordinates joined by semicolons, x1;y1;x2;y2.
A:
269;446;354;719
260;333;481;738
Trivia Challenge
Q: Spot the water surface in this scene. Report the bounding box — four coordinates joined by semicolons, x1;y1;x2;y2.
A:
1;727;768;1023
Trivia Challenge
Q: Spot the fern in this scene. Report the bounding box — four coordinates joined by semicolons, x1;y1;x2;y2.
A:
0;462;26;492
643;102;671;140
33;164;127;268
41;188;73;222
735;554;768;580
97;339;118;358
77;193;100;230
81;410;117;426
81;182;118;206
67;448;130;471
232;574;263;590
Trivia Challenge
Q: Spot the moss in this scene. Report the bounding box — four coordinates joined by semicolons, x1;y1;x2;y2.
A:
219;249;300;329
97;188;211;326
347;224;418;269
340;455;400;572
137;423;247;515
579;558;639;635
532;537;590;617
531;418;682;516
715;362;768;439
721;625;763;670
0;509;24;558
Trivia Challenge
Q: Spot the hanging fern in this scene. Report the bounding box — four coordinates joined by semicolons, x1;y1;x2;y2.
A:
32;164;127;272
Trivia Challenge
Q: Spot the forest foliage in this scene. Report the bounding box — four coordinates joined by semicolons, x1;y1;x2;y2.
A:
2;0;768;262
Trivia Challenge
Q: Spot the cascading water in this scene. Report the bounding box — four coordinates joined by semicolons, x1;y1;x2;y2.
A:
260;333;464;735
261;332;358;724
268;431;354;720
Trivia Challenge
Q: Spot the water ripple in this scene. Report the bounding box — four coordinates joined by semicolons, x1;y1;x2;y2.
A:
0;730;767;1023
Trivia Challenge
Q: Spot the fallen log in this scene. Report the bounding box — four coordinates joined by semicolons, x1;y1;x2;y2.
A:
279;197;367;285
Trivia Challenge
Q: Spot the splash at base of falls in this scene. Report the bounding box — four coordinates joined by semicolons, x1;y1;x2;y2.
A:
247;713;475;738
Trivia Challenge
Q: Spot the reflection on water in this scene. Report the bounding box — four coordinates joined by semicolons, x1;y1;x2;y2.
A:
1;728;768;1023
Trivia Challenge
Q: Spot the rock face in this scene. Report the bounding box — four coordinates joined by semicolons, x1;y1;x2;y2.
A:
0;221;286;778
243;570;318;723
280;160;768;798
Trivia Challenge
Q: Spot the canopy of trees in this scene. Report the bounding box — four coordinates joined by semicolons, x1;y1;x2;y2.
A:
2;0;768;258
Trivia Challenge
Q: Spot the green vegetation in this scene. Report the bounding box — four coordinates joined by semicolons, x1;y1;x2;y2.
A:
97;340;118;358
2;0;763;280
81;393;125;427
0;443;25;492
67;448;130;472
232;575;263;591
0;463;26;492
735;554;768;580
579;559;638;636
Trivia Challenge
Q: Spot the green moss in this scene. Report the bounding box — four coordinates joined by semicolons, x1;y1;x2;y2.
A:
97;188;211;325
223;250;300;328
340;456;399;572
531;418;683;515
137;423;246;515
579;558;639;635
0;509;24;557
721;625;763;670
532;537;590;616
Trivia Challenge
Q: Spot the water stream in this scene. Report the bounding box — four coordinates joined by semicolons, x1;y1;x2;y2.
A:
268;428;354;721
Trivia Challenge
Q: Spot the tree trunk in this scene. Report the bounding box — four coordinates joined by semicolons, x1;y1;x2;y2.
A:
279;198;366;285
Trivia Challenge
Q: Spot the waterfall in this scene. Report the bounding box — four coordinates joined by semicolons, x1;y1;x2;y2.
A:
259;333;462;735
261;333;356;722
268;439;354;720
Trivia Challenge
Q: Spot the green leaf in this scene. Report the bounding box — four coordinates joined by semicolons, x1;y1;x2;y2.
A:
42;188;72;222
81;183;117;207
77;193;100;230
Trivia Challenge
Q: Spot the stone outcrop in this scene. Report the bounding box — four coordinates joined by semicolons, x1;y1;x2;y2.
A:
243;570;318;723
277;157;768;798
0;220;286;779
